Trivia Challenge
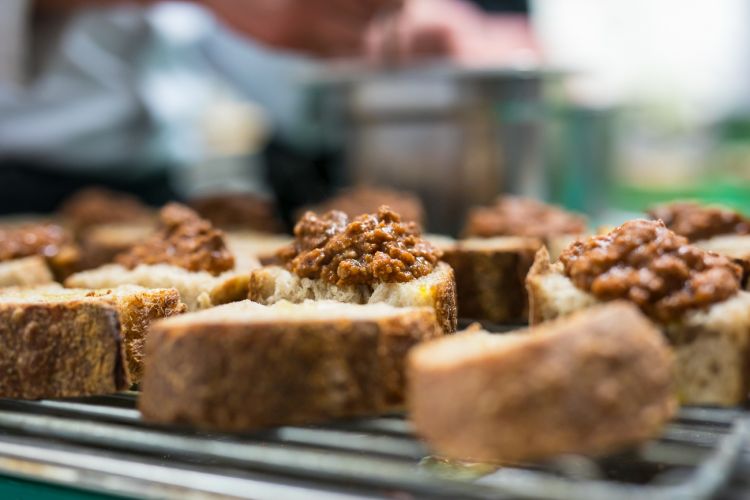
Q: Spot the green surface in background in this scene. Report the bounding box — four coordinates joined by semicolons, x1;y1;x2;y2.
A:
613;180;750;214
0;475;127;500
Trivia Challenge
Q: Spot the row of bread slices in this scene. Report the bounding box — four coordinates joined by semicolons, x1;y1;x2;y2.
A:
1;188;750;466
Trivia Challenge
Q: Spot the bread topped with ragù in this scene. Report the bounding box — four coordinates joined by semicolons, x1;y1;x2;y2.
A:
526;219;750;406
248;206;457;333
66;203;260;310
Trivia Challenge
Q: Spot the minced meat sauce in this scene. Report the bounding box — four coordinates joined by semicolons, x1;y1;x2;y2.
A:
559;219;742;322
116;203;234;276
278;206;441;287
464;196;587;238
0;224;71;262
648;201;750;242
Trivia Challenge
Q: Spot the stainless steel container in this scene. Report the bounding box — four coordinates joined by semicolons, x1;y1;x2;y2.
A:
311;66;551;234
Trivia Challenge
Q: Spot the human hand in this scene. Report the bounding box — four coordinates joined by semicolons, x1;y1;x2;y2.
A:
366;0;542;67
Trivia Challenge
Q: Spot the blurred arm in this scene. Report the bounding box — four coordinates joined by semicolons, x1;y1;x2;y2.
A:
35;0;403;57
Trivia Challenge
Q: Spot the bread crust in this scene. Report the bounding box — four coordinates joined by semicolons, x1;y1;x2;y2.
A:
91;288;186;383
0;301;127;398
526;246;556;325
408;303;675;463
140;306;441;431
442;239;539;323
431;264;458;333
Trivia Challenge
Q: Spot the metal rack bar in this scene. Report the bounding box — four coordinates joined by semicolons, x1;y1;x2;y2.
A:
0;396;746;499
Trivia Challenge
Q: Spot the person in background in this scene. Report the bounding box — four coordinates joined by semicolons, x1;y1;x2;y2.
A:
0;0;539;216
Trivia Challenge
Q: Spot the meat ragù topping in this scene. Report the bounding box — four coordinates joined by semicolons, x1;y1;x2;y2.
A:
648;201;750;242
0;224;72;262
279;206;441;286
116;203;234;276
464;196;587;238
559;219;741;322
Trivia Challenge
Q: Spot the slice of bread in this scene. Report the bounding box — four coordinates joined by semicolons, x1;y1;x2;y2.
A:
65;263;254;311
440;237;541;323
0;256;55;287
408;302;675;463
139;300;442;431
248;262;457;333
0;285;185;385
526;247;750;406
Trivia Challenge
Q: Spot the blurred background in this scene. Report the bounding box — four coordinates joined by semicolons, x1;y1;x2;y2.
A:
1;0;750;234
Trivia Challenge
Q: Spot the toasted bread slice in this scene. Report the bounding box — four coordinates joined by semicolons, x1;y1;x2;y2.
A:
248;262;457;333
66;263;255;311
0;256;55;287
0;285;185;385
139;300;442;431
408;302;675;463
440;237;541;323
526;247;750;406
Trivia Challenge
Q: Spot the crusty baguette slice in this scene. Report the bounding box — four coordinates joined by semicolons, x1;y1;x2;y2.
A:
0;285;186;384
0;256;55;287
440;237;541;323
139;300;442;431
65;263;253;311
248;262;457;333
526;247;750;406
408;302;675;463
